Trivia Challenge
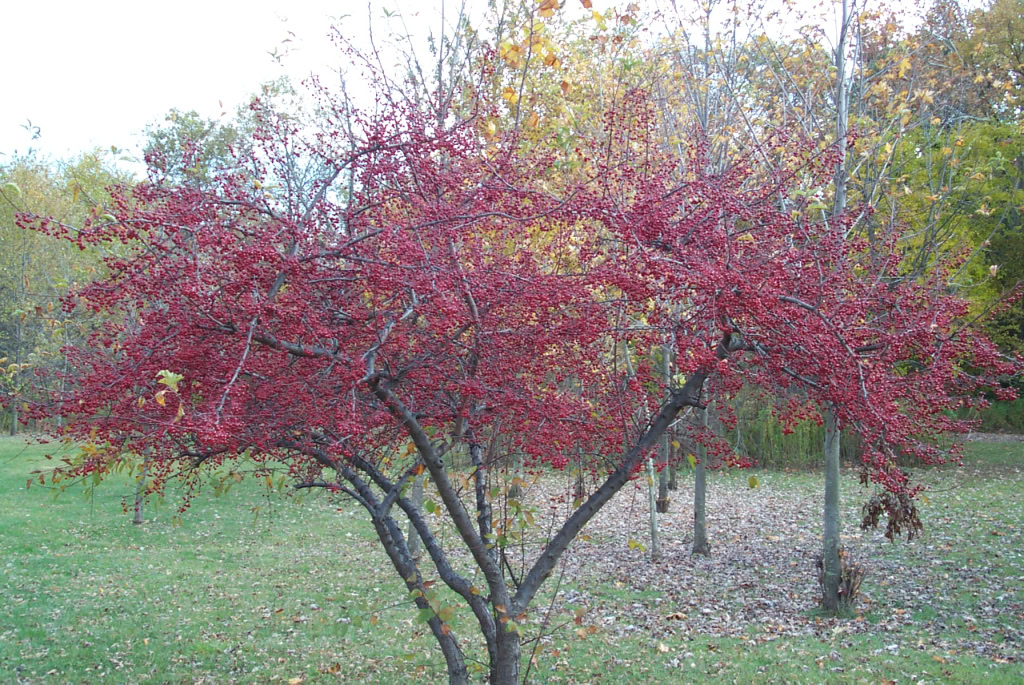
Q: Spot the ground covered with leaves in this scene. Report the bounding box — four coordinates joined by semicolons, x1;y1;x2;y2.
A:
1;437;1021;683
533;448;1022;682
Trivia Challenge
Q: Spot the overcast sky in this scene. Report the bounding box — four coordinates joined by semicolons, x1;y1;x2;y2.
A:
1;0;830;166
0;1;394;163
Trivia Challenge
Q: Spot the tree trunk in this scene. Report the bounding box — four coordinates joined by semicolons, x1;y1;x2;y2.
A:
133;457;150;525
656;343;672;512
822;405;842;612
668;462;678;491
647;456;661;560
734;415;745;457
407;472;425;560
491;629;521;685
822;0;850;614
692;405;711;556
656;456;670;511
655;423;671;509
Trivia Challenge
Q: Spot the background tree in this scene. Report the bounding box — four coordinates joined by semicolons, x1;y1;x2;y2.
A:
0;152;129;435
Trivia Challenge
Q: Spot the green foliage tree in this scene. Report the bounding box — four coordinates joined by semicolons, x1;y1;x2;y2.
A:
0;152;130;434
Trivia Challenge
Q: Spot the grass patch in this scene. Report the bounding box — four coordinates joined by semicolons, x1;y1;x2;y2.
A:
1;435;1022;683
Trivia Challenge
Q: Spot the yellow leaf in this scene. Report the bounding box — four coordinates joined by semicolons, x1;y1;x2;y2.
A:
137;396;145;408
671;440;680;449
527;111;540;128
502;87;519;105
485;120;498;139
174;403;184;423
657;642;670;653
897;57;911;78
543;52;561;68
288;678;304;685
154;390;167;407
537;0;558;18
687;454;697;468
748;475;760;489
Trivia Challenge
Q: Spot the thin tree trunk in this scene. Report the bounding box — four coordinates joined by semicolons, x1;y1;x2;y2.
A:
133;456;150;525
692;405;711;556
822;0;851;614
647;456;661;560
668;461;678;490
822;405;842;611
735;415;745;457
657;444;670;512
407;472;425;560
656;343;672;512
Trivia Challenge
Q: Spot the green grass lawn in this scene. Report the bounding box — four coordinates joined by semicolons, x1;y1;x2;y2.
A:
1;436;1021;683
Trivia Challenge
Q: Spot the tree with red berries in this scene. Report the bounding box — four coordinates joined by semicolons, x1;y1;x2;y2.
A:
9;44;1017;684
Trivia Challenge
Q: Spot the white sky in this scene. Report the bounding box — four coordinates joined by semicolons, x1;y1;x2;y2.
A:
0;1;392;163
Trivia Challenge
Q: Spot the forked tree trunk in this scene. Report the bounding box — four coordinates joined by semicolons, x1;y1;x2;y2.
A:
692;405;711;556
822;405;842;611
491;628;521;685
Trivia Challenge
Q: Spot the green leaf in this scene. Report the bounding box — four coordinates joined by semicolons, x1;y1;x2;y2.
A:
2;182;22;199
416;607;435;623
423;499;437;514
687;453;697;468
156;369;184;392
748;475;760;489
